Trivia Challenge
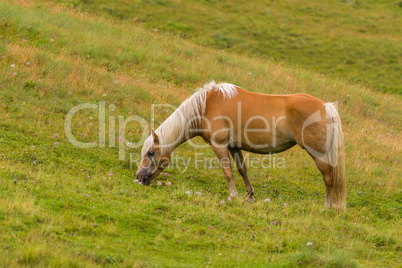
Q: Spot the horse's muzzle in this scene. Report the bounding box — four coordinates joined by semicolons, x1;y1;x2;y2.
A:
136;170;151;186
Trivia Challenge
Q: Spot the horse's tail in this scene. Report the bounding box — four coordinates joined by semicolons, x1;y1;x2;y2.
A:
325;103;346;211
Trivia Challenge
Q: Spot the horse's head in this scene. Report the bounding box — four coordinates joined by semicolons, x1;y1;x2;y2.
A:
136;130;171;185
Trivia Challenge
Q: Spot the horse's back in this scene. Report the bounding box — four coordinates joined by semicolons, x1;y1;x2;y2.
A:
203;88;327;153
205;87;326;121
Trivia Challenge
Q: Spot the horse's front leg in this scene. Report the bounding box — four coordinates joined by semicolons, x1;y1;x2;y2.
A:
229;148;255;202
211;145;238;198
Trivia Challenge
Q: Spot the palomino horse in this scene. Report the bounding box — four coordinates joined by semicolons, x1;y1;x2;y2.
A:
136;81;346;210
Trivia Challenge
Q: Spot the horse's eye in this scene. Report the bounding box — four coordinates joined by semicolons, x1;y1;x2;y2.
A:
148;151;155;157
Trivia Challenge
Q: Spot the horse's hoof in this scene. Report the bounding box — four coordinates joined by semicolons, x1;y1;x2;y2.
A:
245;196;256;202
229;192;238;199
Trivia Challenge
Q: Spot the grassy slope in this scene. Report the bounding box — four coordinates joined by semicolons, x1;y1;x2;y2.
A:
0;0;401;267
54;0;402;94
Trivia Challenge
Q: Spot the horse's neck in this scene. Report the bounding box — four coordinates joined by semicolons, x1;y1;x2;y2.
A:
157;99;203;154
158;122;199;154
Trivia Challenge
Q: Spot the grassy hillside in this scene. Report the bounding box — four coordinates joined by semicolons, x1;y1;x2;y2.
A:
52;0;402;94
0;0;401;266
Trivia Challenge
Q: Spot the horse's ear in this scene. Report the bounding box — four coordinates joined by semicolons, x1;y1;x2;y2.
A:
151;130;159;145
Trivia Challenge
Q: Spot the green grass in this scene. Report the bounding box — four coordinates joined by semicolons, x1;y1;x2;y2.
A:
52;0;402;94
0;0;401;266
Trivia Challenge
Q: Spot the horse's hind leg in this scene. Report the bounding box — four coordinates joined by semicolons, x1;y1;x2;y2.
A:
229;148;255;202
211;145;238;198
309;154;333;208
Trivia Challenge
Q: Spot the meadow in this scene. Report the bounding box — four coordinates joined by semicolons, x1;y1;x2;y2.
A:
0;0;401;267
54;0;402;94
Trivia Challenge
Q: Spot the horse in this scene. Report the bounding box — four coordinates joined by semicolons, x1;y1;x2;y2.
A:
136;81;346;210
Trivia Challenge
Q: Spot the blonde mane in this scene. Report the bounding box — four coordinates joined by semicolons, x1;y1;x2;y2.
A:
141;81;238;156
